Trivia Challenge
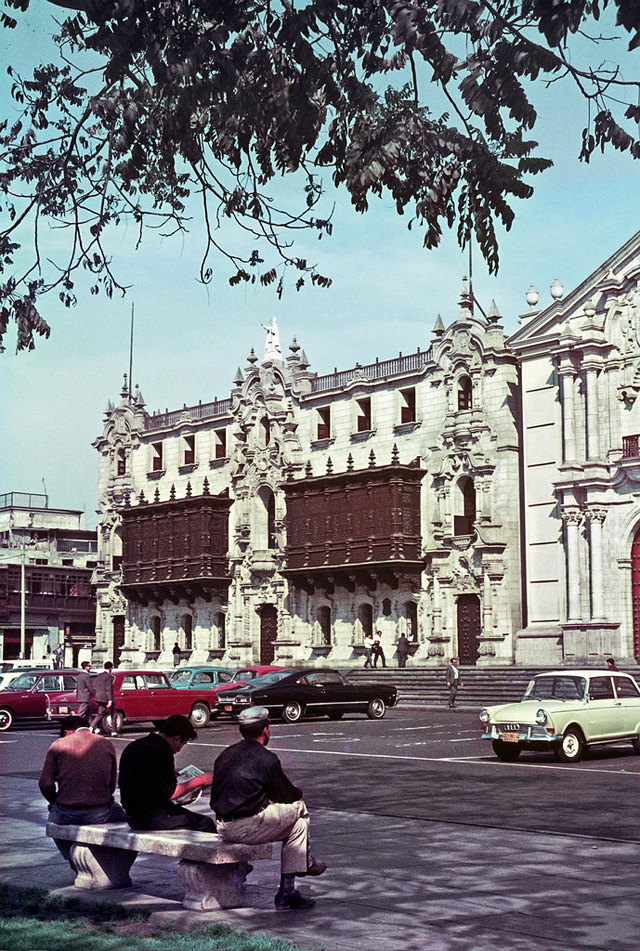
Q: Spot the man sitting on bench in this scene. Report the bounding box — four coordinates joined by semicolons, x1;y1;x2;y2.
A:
119;715;215;832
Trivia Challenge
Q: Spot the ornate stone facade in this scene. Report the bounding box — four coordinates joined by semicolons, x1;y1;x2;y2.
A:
92;283;522;668
509;230;640;663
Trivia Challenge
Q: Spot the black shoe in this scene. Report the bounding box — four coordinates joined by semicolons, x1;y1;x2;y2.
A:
303;856;327;877
275;889;316;911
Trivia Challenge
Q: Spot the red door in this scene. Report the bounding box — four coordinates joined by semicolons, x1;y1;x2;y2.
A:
457;594;480;666
260;605;278;665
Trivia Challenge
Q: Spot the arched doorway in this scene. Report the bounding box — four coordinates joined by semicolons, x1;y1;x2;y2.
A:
457;594;480;665
632;529;640;661
260;604;278;664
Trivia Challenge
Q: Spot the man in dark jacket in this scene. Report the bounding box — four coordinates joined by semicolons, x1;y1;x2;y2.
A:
90;661;115;734
210;706;326;911
76;661;94;718
119;715;215;832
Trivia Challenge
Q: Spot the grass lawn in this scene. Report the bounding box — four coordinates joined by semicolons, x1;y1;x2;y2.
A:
0;884;308;951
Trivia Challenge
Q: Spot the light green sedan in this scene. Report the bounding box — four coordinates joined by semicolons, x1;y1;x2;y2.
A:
480;669;640;763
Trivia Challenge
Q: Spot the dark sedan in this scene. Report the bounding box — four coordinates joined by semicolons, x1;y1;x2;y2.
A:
215;668;398;722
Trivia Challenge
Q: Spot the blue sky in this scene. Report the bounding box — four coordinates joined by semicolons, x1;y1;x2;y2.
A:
1;4;639;525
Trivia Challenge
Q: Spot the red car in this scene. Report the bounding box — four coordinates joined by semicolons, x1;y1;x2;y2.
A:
47;668;221;732
216;665;286;694
0;669;81;731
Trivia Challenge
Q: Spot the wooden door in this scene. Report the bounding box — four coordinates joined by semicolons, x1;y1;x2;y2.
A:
260;605;278;665
457;594;480;665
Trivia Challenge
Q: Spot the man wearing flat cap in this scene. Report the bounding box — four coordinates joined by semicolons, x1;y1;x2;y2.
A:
210;706;327;911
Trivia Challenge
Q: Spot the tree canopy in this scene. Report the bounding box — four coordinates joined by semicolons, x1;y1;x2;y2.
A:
1;0;639;351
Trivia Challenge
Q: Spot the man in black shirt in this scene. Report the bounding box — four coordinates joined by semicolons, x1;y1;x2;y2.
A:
210;706;326;911
119;715;215;832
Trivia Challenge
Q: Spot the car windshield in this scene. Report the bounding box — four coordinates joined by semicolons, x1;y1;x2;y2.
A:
244;671;291;689
170;670;192;683
8;673;39;690
523;675;586;701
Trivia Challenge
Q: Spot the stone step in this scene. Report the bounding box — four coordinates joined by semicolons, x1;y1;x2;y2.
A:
344;665;639;707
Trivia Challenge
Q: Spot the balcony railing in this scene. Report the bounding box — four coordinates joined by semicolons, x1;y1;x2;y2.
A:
622;435;640;459
146;398;232;431
311;348;433;393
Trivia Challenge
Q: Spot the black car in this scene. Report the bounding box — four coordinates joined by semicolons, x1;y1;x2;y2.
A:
215;668;398;722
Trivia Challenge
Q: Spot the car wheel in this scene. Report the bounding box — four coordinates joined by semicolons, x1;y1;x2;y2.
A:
557;728;584;763
282;701;303;723
327;711;344;720
189;702;211;728
367;698;386;719
104;710;124;734
0;707;14;731
492;739;521;762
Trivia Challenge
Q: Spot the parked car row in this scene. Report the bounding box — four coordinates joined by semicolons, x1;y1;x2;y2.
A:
0;663;398;732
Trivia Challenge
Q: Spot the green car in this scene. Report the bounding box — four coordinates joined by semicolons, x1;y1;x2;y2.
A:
480;669;640;763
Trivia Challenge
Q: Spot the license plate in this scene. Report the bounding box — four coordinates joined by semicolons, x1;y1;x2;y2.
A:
57;706;68;714
501;731;519;743
223;705;233;712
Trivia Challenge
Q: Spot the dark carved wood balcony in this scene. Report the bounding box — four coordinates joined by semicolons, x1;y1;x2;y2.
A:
0;565;95;621
120;491;232;605
283;461;425;592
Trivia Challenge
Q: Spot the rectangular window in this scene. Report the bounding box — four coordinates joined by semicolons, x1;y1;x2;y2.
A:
117;450;126;476
214;429;227;459
356;397;371;432
151;442;163;471
184;434;195;465
317;407;331;440
400;388;416;423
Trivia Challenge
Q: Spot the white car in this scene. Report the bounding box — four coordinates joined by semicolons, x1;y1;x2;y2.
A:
480;669;640;763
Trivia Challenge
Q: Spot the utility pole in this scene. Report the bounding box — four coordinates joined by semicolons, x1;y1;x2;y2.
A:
20;539;26;659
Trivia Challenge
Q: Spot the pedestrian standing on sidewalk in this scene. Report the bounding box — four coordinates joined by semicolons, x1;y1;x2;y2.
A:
396;633;409;668
363;632;374;668
372;630;386;668
446;657;463;707
76;661;94;718
90;662;115;734
172;642;182;666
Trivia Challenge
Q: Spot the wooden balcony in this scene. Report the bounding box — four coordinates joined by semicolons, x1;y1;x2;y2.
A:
283;461;425;592
120;490;232;604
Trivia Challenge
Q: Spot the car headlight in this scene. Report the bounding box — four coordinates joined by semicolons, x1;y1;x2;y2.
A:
535;708;548;725
479;709;491;723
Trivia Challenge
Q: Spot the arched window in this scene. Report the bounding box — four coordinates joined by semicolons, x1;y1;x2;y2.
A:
454;477;476;536
181;614;193;651
357;603;373;638
382;598;392;616
458;375;473;411
216;612;226;649
116;447;126;476
318;606;331;645
254;486;277;550
259;417;271;447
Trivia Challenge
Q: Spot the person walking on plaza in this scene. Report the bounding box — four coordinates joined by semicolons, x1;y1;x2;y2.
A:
39;714;124;858
210;706;327;911
363;631;374;668
446;657;463;708
90;661;115;734
606;657;618;671
396;633;409;668
76;660;94;718
172;641;182;666
119;715;215;832
372;630;386;668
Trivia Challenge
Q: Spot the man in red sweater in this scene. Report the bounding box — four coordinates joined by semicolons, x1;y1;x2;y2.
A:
39;715;125;830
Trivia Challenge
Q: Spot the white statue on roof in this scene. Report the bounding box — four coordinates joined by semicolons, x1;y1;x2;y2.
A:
262;316;282;362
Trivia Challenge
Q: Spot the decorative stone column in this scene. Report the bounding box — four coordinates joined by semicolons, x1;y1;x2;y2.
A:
587;507;607;619
559;369;577;462
562;508;583;621
584;364;600;460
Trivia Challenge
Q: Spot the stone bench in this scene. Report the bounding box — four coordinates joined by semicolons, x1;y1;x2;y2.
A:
46;821;272;910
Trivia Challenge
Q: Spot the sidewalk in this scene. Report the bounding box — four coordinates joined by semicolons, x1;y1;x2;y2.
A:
1;775;638;951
